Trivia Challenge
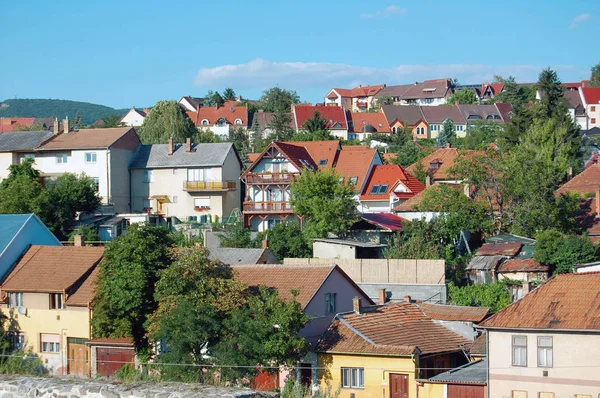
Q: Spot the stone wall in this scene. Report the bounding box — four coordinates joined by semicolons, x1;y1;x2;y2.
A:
0;376;267;398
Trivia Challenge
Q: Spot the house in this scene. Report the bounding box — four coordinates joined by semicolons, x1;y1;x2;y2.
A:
418;302;490;341
420;106;467;139
233;264;374;390
316;299;471;398
178;96;204;112
120;107;147;127
418;359;487;398
0;243;104;375
358;164;425;213
349;213;407;244
0;130;54;182
346;111;391;141
292;105;349;139
186;102;249;139
406;147;469;185
392;184;466;221
580;87;600;129
34;125;141;212
480;272;600;398
0;117;42;133
376;79;453;106
208;247;279;265
241;140;381;231
324;85;385;112
381;105;428;138
248;111;295;139
130;139;242;224
312;238;387;259
0;214;61;282
537;87;587;129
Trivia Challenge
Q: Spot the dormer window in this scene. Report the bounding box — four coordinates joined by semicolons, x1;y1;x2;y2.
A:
430;161;441;169
217;118;226;127
201;119;209;125
319;159;327;166
349;176;358;185
234;118;243;125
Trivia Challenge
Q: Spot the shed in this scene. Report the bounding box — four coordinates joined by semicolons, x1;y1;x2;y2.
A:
419;359;487;398
312;238;387;259
465;255;503;284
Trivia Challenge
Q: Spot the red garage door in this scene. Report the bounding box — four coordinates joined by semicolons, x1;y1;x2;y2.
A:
96;347;135;377
448;384;485;398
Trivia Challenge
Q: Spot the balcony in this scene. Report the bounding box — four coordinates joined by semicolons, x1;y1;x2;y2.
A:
244;172;299;184
243;201;294;213
183;181;236;191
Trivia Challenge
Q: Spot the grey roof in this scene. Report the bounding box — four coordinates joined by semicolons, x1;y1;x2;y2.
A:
401;79;451;100
313;238;387;248
0;131;53;152
381;105;424;125
466;255;503;271
457;104;505;122
375;84;413;98
208;247;278;265
427;359;487;384
420;105;466;124
582;127;600;137
130;142;236;169
358;283;447;304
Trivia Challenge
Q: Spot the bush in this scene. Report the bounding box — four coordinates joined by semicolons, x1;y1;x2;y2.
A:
114;363;140;383
0;350;47;375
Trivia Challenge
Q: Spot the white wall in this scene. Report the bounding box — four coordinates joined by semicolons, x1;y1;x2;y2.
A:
120;110;145;127
0;152;15;181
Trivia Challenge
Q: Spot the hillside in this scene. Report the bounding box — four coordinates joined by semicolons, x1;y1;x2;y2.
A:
0;99;128;125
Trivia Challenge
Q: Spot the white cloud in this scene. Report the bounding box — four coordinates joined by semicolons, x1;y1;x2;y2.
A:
193;59;574;92
360;5;407;19
570;13;592;29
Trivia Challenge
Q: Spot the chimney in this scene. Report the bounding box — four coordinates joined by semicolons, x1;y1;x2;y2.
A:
404;295;412;303
455;101;460;105
215;102;220;110
567;166;573;181
352;296;362;314
261;238;269;249
378;289;387;305
522;281;533;297
463;183;470;197
168;137;174;155
62;117;69;134
447;143;452;149
54;117;59;135
596;186;600;216
73;235;84;247
186;137;192;152
425;174;431;187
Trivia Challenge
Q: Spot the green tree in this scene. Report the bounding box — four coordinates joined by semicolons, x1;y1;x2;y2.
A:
222;88;237;101
218;221;254;248
68;225;99;242
446;89;478;105
438;118;455;146
302;110;328;133
267;107;294;141
12;122;45;132
290;168;358;240
74;112;84;129
533;229;597;274
101;114;124;128
376;95;393;107
228;126;250;154
138;100;198;144
448;282;511;313
255;222;311;261
194;128;222;143
91;224;175;351
535;68;567;119
391;141;424;168
491;76;531;107
214;285;310;380
591;62;600;87
385;218;445;260
459;121;503;150
260;87;300;113
204;90;225;107
0;172;47;215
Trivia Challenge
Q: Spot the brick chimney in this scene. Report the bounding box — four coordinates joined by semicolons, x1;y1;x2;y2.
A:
378;288;387;305
73;235;84;247
353;297;362;314
168;137;174;155
522;281;533;297
62;117;69;134
186;137;192;152
261;236;269;249
425;174;431;187
404;295;412;303
54;117;59;135
596;186;600;216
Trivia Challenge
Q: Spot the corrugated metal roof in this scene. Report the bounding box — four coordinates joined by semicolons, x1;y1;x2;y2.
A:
0;214;33;255
427;358;487;384
466;255;503;271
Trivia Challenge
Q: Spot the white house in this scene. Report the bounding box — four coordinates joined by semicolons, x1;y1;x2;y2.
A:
0;130;54;182
120;107;147;127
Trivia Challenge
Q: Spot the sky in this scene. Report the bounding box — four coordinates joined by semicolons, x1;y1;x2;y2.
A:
1;0;599;109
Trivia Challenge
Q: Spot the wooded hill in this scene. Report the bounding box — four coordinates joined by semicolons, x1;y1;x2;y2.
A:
0;99;128;125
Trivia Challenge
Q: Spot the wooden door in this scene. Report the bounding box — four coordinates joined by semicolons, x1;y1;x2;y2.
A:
67;338;90;376
390;373;408;398
448;384;485;398
96;347;135;377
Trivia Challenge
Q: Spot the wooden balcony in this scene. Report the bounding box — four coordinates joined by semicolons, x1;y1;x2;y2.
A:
244;172;299;184
243;201;294;213
183;181;236;191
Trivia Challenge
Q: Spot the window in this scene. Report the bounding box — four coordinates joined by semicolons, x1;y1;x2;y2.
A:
325;293;336;314
143;199;151;209
85;152;97;163
92;177;99;192
339;177;345;183
173;169;178;175
456;125;464;132
512;335;527;366
49;293;64;310
341;367;364;389
537;336;553;367
349;177;358;185
172;196;178;203
592;118;597;124
392;127;397;133
234;118;242;125
424;98;434;104
188;168;212;182
538;393;554;398
143;170;153;183
370;185;380;194
22;153;35;162
591;106;596;112
194;198;210;210
217;118;226;127
55;154;67;164
10;333;24;350
430;162;441;169
319;159;327;166
40;334;60;353
8;292;23;308
349;133;357;140
378;185;388;194
511;392;527;398
431;124;438;131
201;119;209;125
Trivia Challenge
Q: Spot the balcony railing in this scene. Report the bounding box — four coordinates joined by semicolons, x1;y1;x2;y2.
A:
183;181;236;191
243;201;294;213
244;172;299;184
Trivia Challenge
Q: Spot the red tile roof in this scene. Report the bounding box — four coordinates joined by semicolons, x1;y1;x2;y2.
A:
286;140;341;169
0;118;37;133
359;213;408;231
187;103;249;127
273;142;318;171
476;242;522;257
575;198;600;243
407;148;477;181
317;303;471;356
418;303;490;323
293;105;348;130
582;87;600;105
66;266;100;306
480;272;600;331
490;84;504;96
332;85;385;98
470;332;487;356
556;164;600;197
498;259;549;273
335;147;379;190
38;127;137;150
348;112;391;133
360;164;424;201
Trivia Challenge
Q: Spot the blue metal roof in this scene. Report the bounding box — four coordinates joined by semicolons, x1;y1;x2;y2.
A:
0;214;33;255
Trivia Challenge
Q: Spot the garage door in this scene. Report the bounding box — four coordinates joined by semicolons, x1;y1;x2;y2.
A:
448;384;485;398
96;347;135;377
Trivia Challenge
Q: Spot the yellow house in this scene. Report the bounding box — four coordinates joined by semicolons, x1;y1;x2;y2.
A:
0;243;104;376
316;299;472;398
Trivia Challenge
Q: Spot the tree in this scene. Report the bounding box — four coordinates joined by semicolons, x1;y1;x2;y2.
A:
290;168;358;240
12;122;45;132
384;218;445;260
194;128;222;143
74;112;84;129
228;126;250;154
438;118;455;146
255;222;311;261
91;224;175;351
137;100;197;144
448;282;511;313
101;114;124;128
458;121;503;150
302;110;328;133
391;141;424;168
535;68;567;120
260;87;300;113
222;88;237;101
533;229;597;274
69;226;99;242
218;221;254;248
591;62;600;87
376;95;393;107
148;246;246;377
491;76;531;107
267;107;294;141
0;168;47;216
446;89;478;105
214;285;310;380
204;90;225;107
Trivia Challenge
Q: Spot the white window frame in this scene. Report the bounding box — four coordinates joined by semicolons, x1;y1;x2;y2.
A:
234;118;242;125
55;154;68;164
85;152;97;164
537;336;553;368
512;335;527;367
341;367;364;389
49;293;64;310
201;119;210;125
8;292;23;308
172;196;178;203
40;333;60;353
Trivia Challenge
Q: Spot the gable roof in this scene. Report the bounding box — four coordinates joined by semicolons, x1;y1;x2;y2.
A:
476;242;522;257
317;302;471;356
358;213;407;231
0;214;60;258
401;79;451;100
418;303;490;323
1;245;104;294
407;148;462;180
470;332;487;356
348;112;391;133
38;127;136;150
420;106;466;124
293;105;348;130
427;359;487;385
498;258;549;273
480;272;600;331
130;142;238;169
0;118;37;133
335;147;379;190
208;248;278;265
556;164;600;197
232;264;372;309
581;87;600;105
287;140;341;169
0;131;53;152
381;105;424;126
375;84;413;99
65;266;99;306
251;111;294;131
360;164;425;200
457;104;505;122
187;104;249;127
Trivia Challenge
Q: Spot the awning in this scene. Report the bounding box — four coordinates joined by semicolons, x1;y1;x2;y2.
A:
151;195;170;202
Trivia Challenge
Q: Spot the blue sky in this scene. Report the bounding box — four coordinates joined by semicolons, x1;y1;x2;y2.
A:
1;0;598;108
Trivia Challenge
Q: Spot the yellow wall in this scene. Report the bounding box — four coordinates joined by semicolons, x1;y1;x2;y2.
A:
1;293;91;375
417;382;445;398
318;353;418;398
